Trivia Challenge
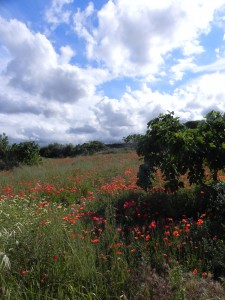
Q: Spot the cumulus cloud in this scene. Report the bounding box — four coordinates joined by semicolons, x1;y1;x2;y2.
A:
74;0;225;78
0;17;109;104
0;16;110;144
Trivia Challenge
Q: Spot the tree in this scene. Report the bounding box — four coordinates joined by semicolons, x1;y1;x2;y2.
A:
0;133;14;169
198;111;225;181
10;141;41;165
123;134;143;150
136;111;225;192
0;133;9;160
0;133;42;169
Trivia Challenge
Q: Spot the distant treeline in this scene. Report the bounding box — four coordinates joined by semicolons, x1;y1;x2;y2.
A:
39;141;135;158
0;134;135;170
40;141;107;158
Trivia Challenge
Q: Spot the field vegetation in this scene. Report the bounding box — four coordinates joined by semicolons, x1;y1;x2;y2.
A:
1;111;225;299
0;151;224;299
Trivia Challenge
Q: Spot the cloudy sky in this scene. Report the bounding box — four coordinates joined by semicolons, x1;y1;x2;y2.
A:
1;0;225;145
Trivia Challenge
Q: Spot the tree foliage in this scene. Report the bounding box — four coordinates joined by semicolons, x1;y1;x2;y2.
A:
40;141;107;158
0;134;41;170
10;141;42;166
137;111;225;192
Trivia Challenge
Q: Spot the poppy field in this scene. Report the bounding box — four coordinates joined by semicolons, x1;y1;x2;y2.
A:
0;151;225;299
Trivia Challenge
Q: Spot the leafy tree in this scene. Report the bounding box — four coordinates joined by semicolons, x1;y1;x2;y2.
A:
40;143;66;158
137;111;225;192
0;133;15;169
123;134;143;150
198;111;225;181
123;134;143;144
0;134;42;169
80;141;106;155
0;133;9;160
10;141;41;165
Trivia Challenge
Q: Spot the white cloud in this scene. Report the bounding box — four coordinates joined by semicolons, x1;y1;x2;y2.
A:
170;57;197;82
59;45;75;64
92;70;225;140
0;16;110;144
74;0;225;79
0;17;109;104
45;0;74;28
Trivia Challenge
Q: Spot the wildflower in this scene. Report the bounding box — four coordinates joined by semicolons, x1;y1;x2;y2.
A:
115;242;122;248
130;249;136;253
173;230;179;237
192;268;197;275
116;251;122;255
40;219;47;226
69;233;77;238
181;219;187;223
91;238;99;243
166;218;173;222
149;220;156;229
202;272;208;278
52;255;58;262
124;168;132;175
21;270;28;276
196;219;204;226
145;234;150;241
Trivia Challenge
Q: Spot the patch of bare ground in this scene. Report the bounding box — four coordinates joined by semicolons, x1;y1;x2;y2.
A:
130;264;225;300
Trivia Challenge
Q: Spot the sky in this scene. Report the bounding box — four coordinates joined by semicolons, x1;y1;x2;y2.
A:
1;0;225;145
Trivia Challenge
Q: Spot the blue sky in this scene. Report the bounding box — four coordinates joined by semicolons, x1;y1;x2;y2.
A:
0;0;225;145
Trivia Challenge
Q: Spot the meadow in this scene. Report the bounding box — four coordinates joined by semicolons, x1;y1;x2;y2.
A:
0;150;225;299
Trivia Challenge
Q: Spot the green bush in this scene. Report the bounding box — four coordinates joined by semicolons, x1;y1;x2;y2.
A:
0;133;41;169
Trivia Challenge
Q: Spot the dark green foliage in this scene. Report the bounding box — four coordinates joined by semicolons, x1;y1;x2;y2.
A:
0;133;15;169
137;111;225;192
137;111;188;192
198;111;225;181
10;141;41;165
184;120;202;129
123;134;143;150
80;140;107;155
40;141;107;158
205;181;225;226
0;133;9;160
0;134;41;169
40;143;68;158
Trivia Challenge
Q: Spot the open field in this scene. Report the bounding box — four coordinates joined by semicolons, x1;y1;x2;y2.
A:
1;151;225;299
